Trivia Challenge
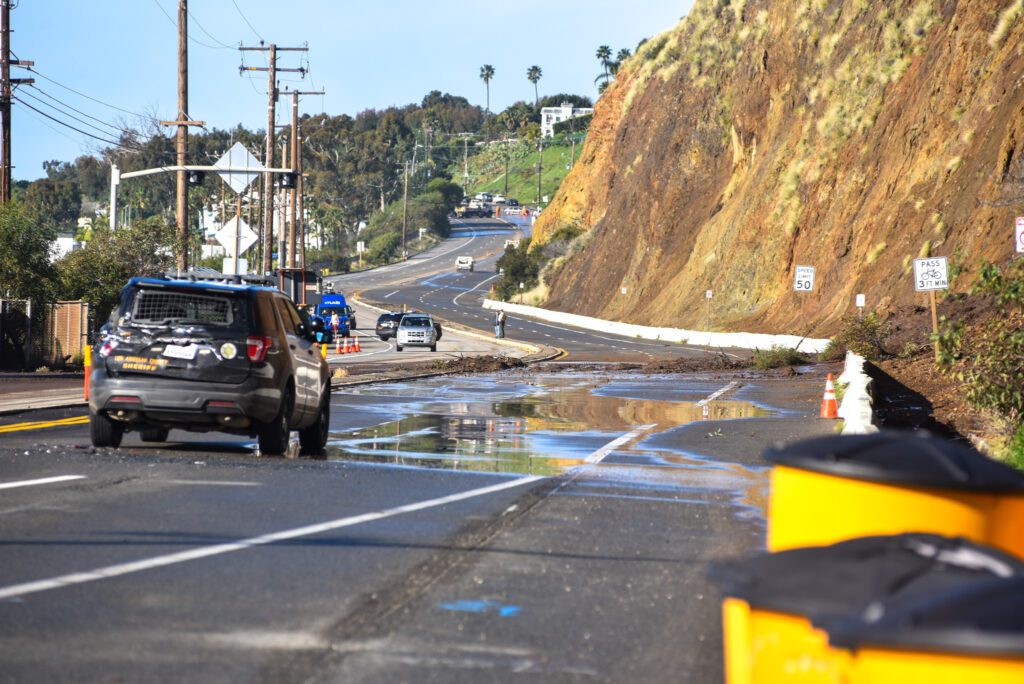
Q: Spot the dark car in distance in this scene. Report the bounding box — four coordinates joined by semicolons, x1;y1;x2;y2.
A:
88;275;331;456
375;312;405;341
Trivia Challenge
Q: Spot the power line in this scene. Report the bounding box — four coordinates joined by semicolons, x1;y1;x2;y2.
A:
13;96;140;150
150;0;226;51
231;0;264;42
19;66;146;118
186;7;236;50
21;86;125;135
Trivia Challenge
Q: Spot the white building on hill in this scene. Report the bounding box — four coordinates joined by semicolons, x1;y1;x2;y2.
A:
540;102;594;138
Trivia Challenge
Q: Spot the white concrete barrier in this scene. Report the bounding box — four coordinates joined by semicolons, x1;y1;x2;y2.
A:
837;351;878;434
482;299;831;354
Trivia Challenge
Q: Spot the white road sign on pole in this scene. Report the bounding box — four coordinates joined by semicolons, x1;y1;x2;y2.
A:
913;257;949;292
356;241;366;254
215;217;258;257
794;265;816;292
1016;216;1024;253
855;294;866;308
214;142;263;195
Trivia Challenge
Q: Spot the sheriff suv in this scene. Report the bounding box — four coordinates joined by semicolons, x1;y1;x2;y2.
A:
88;275;331;456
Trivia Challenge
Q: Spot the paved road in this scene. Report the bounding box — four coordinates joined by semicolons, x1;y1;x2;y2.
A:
0;368;835;682
329;218;731;364
0;220;839;683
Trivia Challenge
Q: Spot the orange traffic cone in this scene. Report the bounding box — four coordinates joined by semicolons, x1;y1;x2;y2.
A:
335;336;342;354
353;336;361;352
820;373;839;419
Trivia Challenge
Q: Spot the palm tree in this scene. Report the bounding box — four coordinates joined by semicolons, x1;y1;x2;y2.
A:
479;64;495;114
596;45;612;88
611;48;632;75
527;65;543;108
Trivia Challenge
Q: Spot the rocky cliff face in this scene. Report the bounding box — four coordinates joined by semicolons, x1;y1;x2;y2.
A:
534;0;1024;335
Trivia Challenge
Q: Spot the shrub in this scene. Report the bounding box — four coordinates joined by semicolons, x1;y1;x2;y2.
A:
832;312;892;361
936;258;1024;430
752;345;806;370
817;338;846;362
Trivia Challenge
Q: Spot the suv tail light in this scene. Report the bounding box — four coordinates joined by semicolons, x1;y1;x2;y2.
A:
246;336;272;363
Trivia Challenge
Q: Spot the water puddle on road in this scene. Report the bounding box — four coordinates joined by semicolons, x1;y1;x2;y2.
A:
325;373;774;516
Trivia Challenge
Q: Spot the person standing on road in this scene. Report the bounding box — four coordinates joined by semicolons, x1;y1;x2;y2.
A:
330;312;340;336
494;309;507;338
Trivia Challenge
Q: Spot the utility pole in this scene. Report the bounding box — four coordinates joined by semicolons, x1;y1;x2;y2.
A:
462;134;469;195
281;88;322;271
536;138;543;205
1;0;33;206
158;1;204;271
401;160;409;260
239;42;307;274
503;137;509;196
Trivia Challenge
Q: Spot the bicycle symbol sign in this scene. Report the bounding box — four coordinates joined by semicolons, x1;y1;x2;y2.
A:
1016;216;1024;254
913;257;949;292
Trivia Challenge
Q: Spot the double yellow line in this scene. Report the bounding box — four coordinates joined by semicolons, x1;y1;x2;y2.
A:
0;416;89;434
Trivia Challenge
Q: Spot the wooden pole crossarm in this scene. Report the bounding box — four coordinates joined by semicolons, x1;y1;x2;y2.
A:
159;119;206;127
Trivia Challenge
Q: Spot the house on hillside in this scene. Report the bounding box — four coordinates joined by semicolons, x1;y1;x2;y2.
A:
540;102;594;138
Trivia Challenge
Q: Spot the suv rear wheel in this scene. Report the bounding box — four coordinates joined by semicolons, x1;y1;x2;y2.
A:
299;390;330;457
90;409;123;448
258;386;293;456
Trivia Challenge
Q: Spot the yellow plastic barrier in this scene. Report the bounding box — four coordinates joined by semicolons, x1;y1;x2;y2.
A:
826;575;1024;683
712;535;1024;684
83;344;92;401
764;433;1024;557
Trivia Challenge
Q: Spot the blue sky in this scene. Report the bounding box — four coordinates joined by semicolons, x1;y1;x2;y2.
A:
12;0;693;181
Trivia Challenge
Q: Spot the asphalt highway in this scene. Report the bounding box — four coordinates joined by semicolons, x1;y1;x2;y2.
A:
0;221;839;683
329;217;727;364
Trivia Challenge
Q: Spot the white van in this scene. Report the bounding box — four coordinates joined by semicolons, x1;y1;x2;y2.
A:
455;256;474;272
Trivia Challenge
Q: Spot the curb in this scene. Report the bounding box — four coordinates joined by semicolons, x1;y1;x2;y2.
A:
482;299;831;355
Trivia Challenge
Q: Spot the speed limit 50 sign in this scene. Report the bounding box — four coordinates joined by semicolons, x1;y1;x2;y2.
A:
794;265;815;292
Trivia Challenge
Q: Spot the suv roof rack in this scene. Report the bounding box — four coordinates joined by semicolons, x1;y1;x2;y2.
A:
159;269;276;287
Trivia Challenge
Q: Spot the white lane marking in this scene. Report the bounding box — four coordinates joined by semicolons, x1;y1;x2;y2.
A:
0;475;544;601
452;273;501;306
159;480;260;487
583;424;657;465
697;381;739;407
0;475;86;490
383;290;399;299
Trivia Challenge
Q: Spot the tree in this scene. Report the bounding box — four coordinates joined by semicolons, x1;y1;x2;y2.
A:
480;64;495;114
426;178;463;212
24;178;81;233
526;66;543;107
595;45;612;89
57;216;176;319
611;48;632;75
0;202;58;303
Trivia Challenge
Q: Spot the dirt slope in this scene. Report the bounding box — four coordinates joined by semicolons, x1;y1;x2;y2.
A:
534;0;1024;336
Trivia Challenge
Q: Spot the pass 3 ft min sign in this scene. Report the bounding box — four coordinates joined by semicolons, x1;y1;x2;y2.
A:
913;257;948;292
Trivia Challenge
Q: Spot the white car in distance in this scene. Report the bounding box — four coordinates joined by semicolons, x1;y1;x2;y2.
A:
395;313;438;352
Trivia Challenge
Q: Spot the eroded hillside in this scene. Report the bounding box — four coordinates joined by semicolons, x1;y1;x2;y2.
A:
534;0;1024;335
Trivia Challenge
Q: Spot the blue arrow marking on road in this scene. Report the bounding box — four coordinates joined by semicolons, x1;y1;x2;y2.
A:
439;599;521;617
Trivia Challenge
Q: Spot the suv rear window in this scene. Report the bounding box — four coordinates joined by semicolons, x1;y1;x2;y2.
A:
126;288;247;328
400;316;432;328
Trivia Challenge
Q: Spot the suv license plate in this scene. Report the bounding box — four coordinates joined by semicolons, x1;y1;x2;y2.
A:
163;344;198;360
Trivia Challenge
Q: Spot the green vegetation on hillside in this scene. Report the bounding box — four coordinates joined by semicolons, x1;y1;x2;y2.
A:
467;132;585;207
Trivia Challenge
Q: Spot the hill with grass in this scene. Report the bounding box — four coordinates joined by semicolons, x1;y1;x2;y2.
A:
532;0;1024;336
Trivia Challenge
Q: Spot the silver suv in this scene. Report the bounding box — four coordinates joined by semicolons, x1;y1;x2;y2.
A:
395;313;437;352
